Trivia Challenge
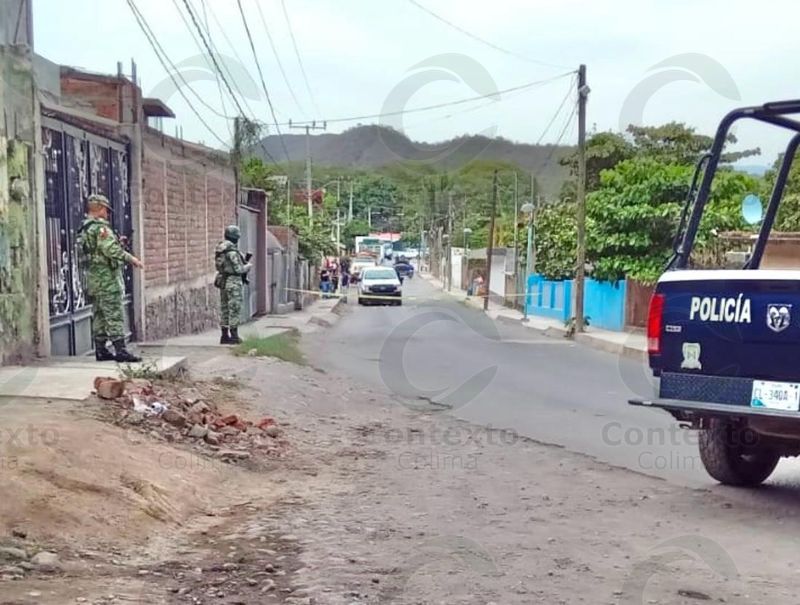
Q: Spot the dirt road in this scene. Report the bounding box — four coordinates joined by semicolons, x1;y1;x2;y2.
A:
3;345;800;604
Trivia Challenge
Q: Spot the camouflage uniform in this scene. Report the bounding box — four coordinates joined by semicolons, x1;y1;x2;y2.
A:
78;194;140;362
215;225;251;344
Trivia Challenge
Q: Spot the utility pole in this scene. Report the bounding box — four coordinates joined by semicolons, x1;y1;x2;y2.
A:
348;180;354;222
368;206;372;230
485;170;499;312
513;171;519;269
285;177;291;223
574;64;590;333
447;192;453;291
289;119;326;219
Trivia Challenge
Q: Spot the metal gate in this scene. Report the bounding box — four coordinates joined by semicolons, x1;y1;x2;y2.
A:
238;205;259;322
43;119;133;356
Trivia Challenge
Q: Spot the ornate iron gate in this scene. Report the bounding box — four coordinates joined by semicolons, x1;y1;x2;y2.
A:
43;118;132;356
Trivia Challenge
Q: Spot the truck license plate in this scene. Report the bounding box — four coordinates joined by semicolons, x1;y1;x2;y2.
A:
751;380;800;411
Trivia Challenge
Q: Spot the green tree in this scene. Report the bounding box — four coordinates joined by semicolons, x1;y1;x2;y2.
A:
342;219;370;251
586;157;759;284
534;201;577;280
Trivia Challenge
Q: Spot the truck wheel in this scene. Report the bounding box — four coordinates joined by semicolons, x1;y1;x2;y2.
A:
698;418;779;486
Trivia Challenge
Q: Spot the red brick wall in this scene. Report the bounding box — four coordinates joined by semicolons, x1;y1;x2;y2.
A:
59;74;122;121
141;128;236;338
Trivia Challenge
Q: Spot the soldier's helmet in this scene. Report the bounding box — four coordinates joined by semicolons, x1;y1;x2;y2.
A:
224;225;241;243
87;193;112;210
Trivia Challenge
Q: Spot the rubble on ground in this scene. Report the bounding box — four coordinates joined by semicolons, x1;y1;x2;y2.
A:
94;378;286;464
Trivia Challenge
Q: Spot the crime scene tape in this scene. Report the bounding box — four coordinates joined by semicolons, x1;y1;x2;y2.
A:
284;287;542;302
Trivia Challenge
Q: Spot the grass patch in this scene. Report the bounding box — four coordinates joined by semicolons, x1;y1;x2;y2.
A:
118;360;162;381
233;329;306;364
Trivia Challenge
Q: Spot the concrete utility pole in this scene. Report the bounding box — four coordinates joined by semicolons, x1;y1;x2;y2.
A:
574;64;590;333
447;192;453;291
286;177;291;222
513;171;519;272
368;206;372;230
485;170;499;312
348;180;354;222
289;119;326;219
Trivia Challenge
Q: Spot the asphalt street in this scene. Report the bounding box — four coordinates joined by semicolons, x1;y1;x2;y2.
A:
307;276;800;492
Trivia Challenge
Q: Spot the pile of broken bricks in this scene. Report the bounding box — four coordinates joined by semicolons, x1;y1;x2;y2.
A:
94;377;285;462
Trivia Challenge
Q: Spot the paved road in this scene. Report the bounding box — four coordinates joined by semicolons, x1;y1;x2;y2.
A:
307;276;800;491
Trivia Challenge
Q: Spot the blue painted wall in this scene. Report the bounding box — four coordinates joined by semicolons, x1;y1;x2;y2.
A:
526;274;572;323
583;278;627;331
526;273;627;331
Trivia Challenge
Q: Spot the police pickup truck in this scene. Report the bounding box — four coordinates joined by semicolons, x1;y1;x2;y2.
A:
630;100;800;487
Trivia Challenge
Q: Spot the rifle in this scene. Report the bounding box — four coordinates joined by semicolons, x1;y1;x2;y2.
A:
241;252;253;285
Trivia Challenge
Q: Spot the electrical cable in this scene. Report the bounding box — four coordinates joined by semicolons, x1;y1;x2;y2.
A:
280;0;320;115
126;0;229;147
276;71;574;127
168;0;237;126
407;0;570;69
253;0;306;116
190;0;260;120
179;0;280;165
533;74;576;145
235;0;291;162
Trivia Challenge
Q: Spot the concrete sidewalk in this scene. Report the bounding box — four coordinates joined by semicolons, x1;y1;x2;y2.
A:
141;292;347;351
0;355;186;401
421;273;646;360
0;294;346;402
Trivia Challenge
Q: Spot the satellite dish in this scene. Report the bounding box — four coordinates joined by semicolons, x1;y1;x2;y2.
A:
742;194;763;225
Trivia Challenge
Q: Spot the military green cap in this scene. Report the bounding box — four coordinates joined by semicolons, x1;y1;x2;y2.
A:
87;193;112;210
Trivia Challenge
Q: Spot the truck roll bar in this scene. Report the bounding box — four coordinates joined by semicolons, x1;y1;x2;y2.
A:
675;100;800;270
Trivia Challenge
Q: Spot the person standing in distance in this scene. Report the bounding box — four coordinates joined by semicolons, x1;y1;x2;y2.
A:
214;225;252;344
78;193;144;362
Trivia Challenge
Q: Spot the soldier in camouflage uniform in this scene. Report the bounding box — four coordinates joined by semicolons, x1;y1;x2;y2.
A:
78;194;144;362
214;225;252;344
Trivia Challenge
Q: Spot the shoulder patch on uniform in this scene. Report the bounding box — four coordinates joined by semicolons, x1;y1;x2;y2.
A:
100;227;109;239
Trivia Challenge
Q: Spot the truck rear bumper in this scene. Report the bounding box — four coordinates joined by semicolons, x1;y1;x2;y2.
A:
629;397;800;420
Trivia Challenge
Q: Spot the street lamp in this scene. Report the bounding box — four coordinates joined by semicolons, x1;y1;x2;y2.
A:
521;201;535;321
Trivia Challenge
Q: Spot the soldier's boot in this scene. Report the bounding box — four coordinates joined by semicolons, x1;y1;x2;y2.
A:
220;327;231;344
94;338;116;362
113;339;142;363
229;327;242;345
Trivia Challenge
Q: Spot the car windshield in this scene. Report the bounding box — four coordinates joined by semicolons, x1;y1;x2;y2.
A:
363;269;397;280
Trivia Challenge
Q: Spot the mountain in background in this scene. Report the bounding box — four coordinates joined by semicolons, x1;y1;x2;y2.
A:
256;125;573;198
736;164;771;177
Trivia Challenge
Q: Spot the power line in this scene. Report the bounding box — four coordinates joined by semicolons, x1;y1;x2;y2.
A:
235;0;291;163
178;0;280;165
407;0;569;70
126;0;229;147
198;0;232;135
280;0;320;115
191;0;260;120
277;71;573;127
168;0;236;122
253;0;306;116
534;74;576;145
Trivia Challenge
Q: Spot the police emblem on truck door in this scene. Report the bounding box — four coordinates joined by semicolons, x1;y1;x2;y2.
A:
681;343;702;370
767;304;792;333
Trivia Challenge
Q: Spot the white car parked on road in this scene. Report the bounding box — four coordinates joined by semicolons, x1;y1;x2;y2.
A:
358;267;402;306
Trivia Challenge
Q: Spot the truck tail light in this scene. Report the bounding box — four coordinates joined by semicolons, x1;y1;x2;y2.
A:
647;293;666;354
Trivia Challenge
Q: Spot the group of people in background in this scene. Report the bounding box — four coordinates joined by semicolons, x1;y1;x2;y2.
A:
319;256;351;298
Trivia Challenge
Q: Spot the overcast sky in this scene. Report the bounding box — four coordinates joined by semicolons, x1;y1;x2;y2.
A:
32;0;800;164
